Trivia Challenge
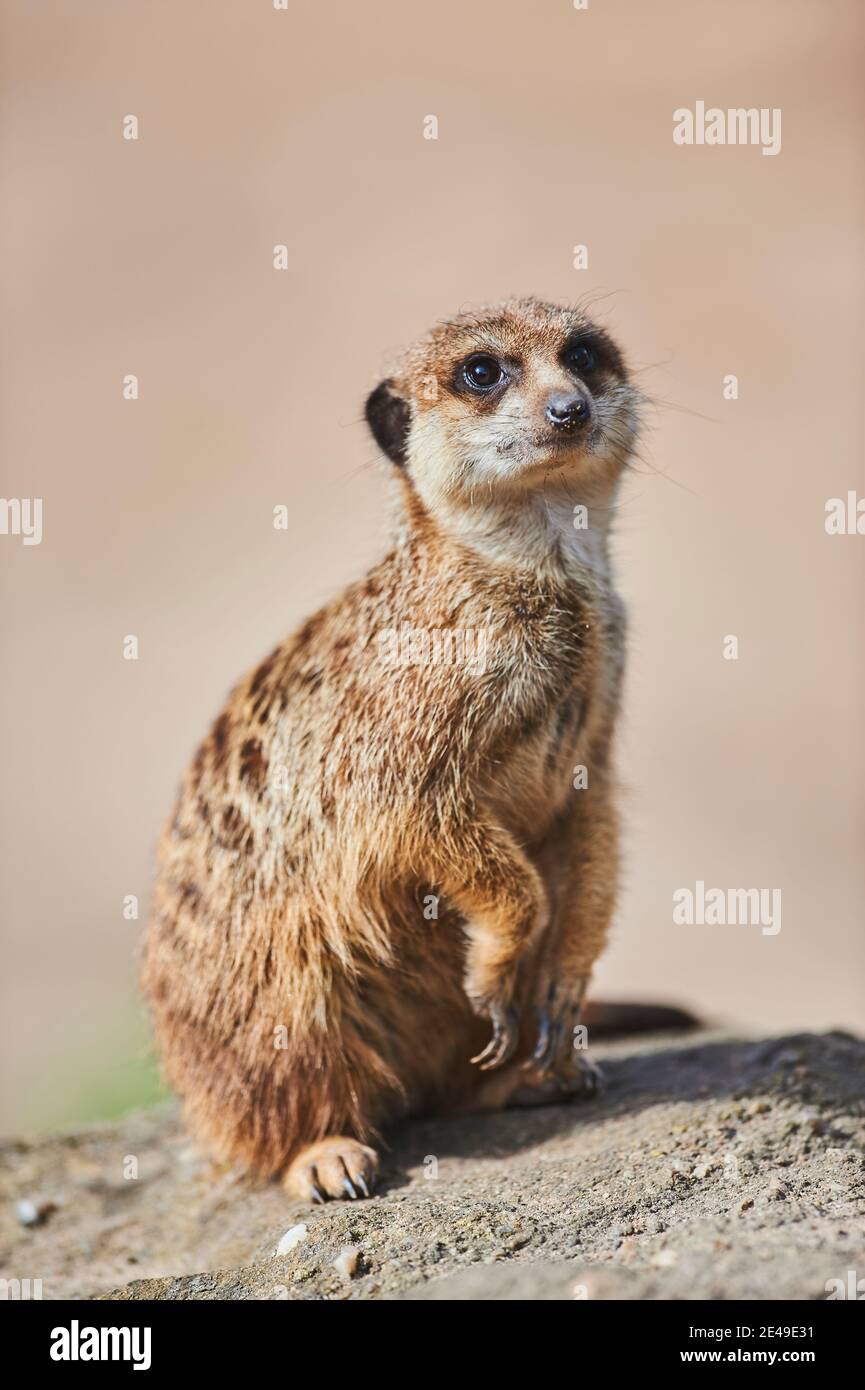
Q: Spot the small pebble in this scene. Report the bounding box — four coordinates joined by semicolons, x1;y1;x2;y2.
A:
16;1198;56;1228
747;1099;771;1117
333;1245;361;1279
275;1222;308;1255
799;1109;824;1134
652;1249;678;1268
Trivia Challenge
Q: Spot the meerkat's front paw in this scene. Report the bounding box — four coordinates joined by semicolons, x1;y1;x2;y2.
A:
470;998;520;1071
464;944;522;1071
530;978;590;1077
283;1137;379;1203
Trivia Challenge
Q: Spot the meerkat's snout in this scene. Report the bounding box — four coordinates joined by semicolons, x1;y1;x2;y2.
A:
545;390;591;433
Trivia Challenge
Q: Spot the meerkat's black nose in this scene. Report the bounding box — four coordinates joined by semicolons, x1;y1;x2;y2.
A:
546;393;590;431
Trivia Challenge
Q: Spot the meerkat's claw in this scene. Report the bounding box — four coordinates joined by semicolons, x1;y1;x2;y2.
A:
284;1137;379;1203
557;1054;605;1098
471;1002;519;1070
532;1010;556;1067
530;982;560;1069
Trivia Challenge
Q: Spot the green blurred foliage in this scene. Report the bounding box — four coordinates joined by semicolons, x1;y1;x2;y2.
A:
18;1012;169;1132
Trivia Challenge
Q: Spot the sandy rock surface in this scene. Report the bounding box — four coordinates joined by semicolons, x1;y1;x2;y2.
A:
2;1030;863;1301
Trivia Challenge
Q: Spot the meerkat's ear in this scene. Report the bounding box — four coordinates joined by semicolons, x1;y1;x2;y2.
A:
365;378;410;466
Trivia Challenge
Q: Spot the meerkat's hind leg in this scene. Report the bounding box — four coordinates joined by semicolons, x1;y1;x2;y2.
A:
457;1051;603;1116
514;1053;605;1104
508;1052;607;1108
283;1136;379;1203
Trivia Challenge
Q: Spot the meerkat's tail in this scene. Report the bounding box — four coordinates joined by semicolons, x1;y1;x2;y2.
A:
583;1000;699;1037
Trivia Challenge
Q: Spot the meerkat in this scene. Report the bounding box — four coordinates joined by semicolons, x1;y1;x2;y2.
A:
142;296;688;1204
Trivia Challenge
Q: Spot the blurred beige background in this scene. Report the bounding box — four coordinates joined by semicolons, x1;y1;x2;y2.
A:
1;0;863;1132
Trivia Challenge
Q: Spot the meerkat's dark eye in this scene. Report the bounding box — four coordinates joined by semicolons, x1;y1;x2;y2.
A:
462;354;503;390
565;343;596;374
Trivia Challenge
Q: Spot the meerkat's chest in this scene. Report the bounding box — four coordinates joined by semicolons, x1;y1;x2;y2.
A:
490;700;588;837
477;581;625;837
489;678;595;828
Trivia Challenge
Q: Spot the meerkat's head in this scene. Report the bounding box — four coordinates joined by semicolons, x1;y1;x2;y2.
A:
365;298;640;520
